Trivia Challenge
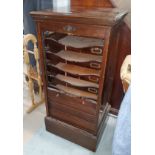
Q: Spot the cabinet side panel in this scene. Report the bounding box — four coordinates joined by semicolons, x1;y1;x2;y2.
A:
110;23;131;112
96;29;111;126
102;25;121;110
36;23;49;115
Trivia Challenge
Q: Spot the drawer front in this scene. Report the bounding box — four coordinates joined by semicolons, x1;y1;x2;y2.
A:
47;76;99;94
41;21;107;39
46;64;100;84
44;37;103;56
46;52;101;70
47;87;97;115
48;100;96;123
67;61;101;70
67;46;103;56
49;108;96;134
47;88;97;133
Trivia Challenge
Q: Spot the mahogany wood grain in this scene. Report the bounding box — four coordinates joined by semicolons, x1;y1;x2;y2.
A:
51;50;102;62
55;74;99;88
102;24;121;107
110;22;131;111
69;0;131;114
31;4;127;150
45;104;110;151
71;0;113;8
46;64;100;83
39;21;109;39
50;108;97;134
48;101;97;123
47;88;97;115
31;10;127;27
56;84;98;100
45;117;97;151
47;78;99;95
54;62;100;76
70;0;131;114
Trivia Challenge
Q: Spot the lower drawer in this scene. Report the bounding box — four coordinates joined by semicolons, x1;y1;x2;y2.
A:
49;107;97;134
47;87;97;115
48;100;96;123
47;87;98;133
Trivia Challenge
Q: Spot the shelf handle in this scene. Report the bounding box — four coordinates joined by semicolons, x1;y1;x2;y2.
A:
90;62;101;69
91;47;102;55
88;88;98;94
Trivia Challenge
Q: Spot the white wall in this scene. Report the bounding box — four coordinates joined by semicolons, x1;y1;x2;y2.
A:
53;0;70;8
112;0;131;28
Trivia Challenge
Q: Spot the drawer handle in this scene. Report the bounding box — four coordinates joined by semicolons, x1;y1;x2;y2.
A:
63;25;76;33
56;93;59;97
82;100;85;104
88;88;98;94
88;76;99;83
90;62;101;69
91;47;102;54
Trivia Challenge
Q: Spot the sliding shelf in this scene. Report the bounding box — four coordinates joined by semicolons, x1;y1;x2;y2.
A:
55;74;99;88
52;50;102;63
46;67;100;84
55;84;98;100
58;35;104;48
54;63;100;76
45;32;67;41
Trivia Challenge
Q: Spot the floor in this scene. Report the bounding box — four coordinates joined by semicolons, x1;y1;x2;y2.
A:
23;78;117;154
23;78;46;143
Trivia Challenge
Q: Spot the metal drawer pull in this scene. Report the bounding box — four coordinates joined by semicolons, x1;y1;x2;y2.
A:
88;76;99;83
63;25;76;32
91;47;102;54
90;62;101;69
88;88;98;94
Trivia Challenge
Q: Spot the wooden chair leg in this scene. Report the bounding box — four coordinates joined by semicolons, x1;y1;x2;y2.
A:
26;100;43;113
26;77;44;113
28;78;35;105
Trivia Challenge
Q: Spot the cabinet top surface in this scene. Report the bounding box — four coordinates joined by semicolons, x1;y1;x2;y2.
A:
30;6;127;26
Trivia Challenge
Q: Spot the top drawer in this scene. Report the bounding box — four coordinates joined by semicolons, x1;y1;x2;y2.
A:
40;21;108;39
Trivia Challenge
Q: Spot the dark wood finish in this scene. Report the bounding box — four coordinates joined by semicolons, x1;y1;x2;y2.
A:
54;74;99;88
102;23;122;108
31;8;127;27
110;23;131;112
31;4;127;151
110;0;131;114
68;0;131;114
71;0;113;8
47;88;97;115
46;64;100;84
45;116;97;151
45;104;110;152
49;108;97;133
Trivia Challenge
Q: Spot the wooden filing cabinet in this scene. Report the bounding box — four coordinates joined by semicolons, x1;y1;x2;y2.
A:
31;7;127;151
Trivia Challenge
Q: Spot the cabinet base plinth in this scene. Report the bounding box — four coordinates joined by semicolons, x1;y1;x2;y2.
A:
45;105;110;152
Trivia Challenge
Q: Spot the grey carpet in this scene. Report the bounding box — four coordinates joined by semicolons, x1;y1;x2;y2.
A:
24;115;117;155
